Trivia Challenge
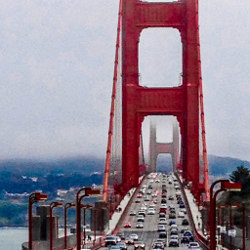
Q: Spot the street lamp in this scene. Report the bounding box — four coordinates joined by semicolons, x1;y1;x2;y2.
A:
81;204;93;246
76;187;100;250
64;202;75;249
49;201;63;250
28;192;47;249
210;180;242;250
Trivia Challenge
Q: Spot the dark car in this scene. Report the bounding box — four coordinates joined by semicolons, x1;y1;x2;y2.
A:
169;213;176;219
184;231;193;237
181;236;190;244
161;199;167;204
169;220;176;226
182;219;189;225
180;203;185;208
159;213;166;218
159;231;167;238
134;241;145;249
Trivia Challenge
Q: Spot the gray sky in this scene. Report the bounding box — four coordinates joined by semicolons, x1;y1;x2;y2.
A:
0;0;249;161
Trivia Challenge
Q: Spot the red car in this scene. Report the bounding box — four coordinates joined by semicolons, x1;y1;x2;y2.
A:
124;222;131;228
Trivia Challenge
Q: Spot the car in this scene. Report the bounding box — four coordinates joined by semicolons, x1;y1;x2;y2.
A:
144;196;150;201
169;213;176;219
180;208;187;214
158;218;167;224
170;229;178;236
116;242;127;250
147;190;152;195
168;195;174;200
129;233;139;241
159;231;167;238
135;199;141;203
182;219;189;225
137;216;144;222
178;211;185;218
124;238;134;245
147;209;156;215
155;179;160;183
184;230;193;237
154;238;167;247
181;236;190;244
188;242;201;249
136;222;144;228
159;213;166;218
138;210;146;217
160;204;167;208
137;193;143;198
180;203;185;208
129;211;136;216
124;222;131;228
158;225;166;232
149;204;156;209
169;239;179;247
170;208;176;213
134;241;146;249
170;235;179;240
170;224;178;230
116;232;125;240
169;220;176;226
152;241;164;249
161;199;167;204
161;193;167;198
105;235;117;247
159;207;167;214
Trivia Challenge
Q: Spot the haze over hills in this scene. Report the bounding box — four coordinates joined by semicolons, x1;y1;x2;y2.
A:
0;154;249;226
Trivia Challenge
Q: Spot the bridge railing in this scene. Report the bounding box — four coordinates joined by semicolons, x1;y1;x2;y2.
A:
176;173;210;249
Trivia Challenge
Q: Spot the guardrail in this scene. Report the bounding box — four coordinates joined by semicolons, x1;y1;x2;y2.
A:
175;173;210;249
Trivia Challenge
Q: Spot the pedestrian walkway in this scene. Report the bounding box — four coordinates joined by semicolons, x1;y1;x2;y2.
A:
106;187;136;235
184;187;204;236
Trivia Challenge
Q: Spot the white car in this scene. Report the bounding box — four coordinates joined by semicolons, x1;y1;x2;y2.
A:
147;209;156;215
188;242;201;249
158;218;167;224
178;211;185;218
129;233;139;241
160;204;167;209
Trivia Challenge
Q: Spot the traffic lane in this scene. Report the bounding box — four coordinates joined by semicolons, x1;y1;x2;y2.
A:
100;173;199;249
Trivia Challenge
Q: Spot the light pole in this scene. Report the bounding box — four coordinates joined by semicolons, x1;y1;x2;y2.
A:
76;187;100;250
49;201;63;250
28;192;47;249
210;180;242;250
81;204;93;246
64;202;75;249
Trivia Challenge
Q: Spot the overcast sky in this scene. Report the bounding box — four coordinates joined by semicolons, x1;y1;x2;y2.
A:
0;0;249;162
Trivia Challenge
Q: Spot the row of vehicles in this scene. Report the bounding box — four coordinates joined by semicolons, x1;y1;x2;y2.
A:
104;172;201;249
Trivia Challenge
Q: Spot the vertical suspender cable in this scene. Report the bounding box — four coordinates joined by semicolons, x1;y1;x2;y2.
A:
196;0;210;201
102;0;123;202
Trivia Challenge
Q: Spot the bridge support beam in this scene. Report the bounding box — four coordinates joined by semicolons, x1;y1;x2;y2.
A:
122;0;203;198
149;120;179;173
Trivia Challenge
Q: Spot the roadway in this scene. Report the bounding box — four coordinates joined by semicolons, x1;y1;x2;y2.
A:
99;172;203;249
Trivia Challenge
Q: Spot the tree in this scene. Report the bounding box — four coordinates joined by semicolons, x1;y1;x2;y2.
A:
229;166;249;183
229;166;250;194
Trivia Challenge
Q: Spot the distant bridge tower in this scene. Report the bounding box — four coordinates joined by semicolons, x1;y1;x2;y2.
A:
149;120;179;173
